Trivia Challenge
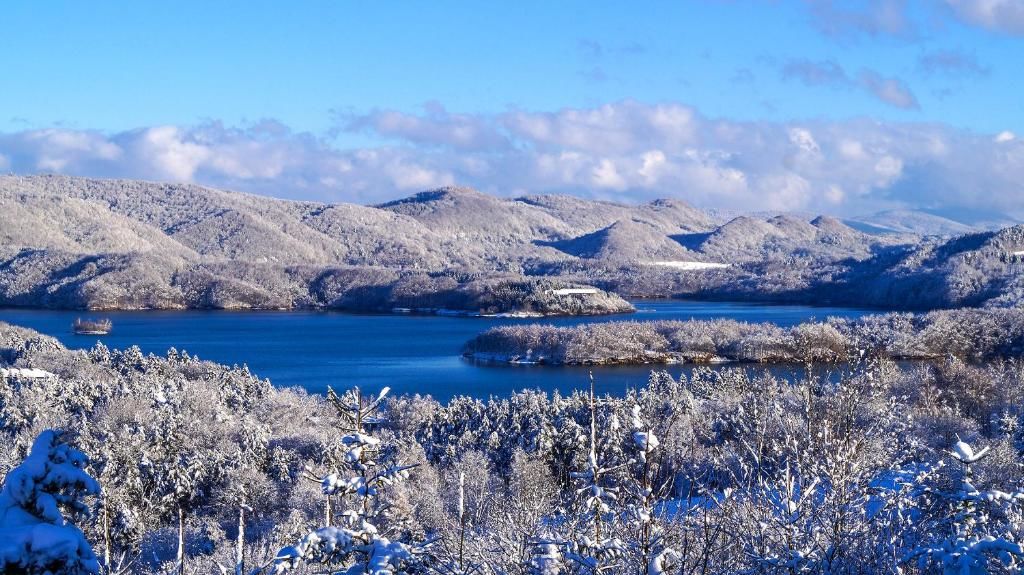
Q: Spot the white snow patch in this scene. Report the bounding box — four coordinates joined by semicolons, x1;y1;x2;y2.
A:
644;261;730;270
633;431;660;451
548;288;598;296
0;368;56;380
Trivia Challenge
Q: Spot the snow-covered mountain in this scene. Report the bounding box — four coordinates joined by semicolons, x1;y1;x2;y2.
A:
4;174;1024;310
845;208;1024;237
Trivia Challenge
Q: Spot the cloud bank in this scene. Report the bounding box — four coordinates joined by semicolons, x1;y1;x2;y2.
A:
1;101;1022;216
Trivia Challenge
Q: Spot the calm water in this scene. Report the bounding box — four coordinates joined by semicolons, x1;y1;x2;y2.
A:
0;301;872;400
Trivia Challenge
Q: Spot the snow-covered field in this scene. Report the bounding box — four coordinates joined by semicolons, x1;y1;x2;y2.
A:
548;288;599;296
0;367;55;379
643;260;730;270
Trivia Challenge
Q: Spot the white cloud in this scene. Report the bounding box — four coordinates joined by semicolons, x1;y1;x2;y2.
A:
803;0;1024;38
789;128;821;154
805;0;915;39
638;150;667;185
858;70;919;109
134;126;210;181
503;101;699;155
592;158;627;190
342;102;508;152
3;129;124;172
946;0;1024;35
780;60;920;111
838;139;867;160
874;155;904;185
996;131;1016;143
825;184;846;204
1;101;1023;216
387;161;454;191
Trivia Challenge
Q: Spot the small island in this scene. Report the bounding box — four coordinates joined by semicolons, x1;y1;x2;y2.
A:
463;308;1024;366
72;318;112;335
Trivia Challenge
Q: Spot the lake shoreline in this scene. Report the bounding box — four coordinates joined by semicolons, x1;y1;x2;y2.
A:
0;293;883;316
0;300;880;400
463;349;946;367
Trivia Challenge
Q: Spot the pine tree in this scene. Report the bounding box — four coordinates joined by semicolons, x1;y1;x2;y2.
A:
273;386;421;574
915;439;1024;574
0;429;101;575
622;404;677;575
564;374;626;574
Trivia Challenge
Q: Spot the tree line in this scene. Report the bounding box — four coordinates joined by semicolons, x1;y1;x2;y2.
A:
465;308;1024;365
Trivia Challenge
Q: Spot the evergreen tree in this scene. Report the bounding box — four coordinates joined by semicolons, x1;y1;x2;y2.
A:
915;439;1024;574
563;375;626;574
0;430;101;575
622;404;678;575
273;387;421;574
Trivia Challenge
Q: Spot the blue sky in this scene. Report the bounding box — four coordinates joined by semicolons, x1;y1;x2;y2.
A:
1;1;1023;215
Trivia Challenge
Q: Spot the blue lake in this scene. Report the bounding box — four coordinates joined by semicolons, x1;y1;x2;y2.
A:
0;301;873;400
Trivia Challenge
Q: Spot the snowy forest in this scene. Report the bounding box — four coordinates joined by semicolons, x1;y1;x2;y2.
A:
9;0;1024;573
4;320;1024;574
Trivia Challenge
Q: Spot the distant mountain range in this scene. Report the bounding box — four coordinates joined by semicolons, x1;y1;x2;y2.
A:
2;174;1023;312
843;209;1024;237
844;210;980;236
713;207;1020;237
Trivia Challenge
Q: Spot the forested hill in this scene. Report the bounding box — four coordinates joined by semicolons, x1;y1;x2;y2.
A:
0;175;715;270
2;174;1024;311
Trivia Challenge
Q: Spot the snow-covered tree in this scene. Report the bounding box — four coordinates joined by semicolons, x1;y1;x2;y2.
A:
137;377;228;575
428;451;501;575
562;375;627;574
216;420;273;575
0;429;101;575
489;450;558;575
272;386;421;574
914;439;1024;574
621;404;677;575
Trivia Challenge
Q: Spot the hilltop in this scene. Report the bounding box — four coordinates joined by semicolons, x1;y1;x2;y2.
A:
3;174;1024;311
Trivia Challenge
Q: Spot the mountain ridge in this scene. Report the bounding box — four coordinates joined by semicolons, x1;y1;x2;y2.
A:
2;174;1022;311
